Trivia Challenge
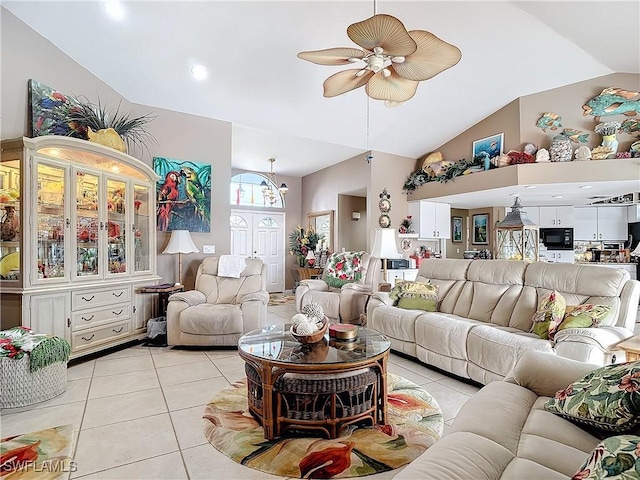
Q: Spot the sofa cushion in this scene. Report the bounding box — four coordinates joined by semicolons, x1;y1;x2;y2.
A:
544;361;640;432
180;304;243;335
467;325;555;380
573;435;640;479
531;290;566;340
415;313;483;360
369;304;422;344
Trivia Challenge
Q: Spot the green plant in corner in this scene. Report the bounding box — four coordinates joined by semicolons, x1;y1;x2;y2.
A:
65;96;157;154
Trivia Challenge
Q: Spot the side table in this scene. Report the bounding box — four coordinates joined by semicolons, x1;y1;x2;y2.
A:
614;335;640;362
139;284;184;317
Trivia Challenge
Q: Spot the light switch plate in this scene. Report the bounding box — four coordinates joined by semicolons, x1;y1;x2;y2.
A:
203;245;215;254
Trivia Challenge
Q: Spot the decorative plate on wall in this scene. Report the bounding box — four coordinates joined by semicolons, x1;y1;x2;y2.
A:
379;198;391;213
378;214;391;228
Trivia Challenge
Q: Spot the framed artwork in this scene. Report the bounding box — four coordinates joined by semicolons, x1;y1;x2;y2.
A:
472;132;504;159
452;216;463;243
28;79;82;139
472;214;489;245
153;157;211;232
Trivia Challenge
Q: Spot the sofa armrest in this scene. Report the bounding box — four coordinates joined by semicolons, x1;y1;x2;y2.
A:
239;290;269;305
341;283;372;293
504;351;598;397
553;326;633;351
299;279;329;291
168;290;206;306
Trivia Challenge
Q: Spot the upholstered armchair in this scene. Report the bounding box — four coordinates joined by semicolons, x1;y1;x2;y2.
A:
167;257;269;346
295;252;381;324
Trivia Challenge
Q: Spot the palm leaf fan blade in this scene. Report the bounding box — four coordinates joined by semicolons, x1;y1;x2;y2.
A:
392;31;462;81
323;69;374;98
365;70;418;102
347;14;417;57
297;48;364;65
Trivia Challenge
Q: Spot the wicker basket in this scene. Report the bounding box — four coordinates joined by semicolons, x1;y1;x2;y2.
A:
0;356;67;408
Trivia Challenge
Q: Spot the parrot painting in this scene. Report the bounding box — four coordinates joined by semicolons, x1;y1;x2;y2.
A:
180;167;210;224
157;170;180;231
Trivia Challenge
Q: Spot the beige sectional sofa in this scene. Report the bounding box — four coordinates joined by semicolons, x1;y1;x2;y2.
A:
368;259;639;384
395;351;606;479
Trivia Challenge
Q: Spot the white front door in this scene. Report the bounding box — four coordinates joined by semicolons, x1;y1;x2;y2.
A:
230;210;284;293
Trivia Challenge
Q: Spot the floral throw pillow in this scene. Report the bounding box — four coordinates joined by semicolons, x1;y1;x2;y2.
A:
572;435;640;480
324;251;365;288
390;282;438;311
544;361;640;433
557;304;613;334
531;290;566;340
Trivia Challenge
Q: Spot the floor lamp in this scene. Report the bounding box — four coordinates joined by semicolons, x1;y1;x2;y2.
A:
162;230;199;286
371;228;402;289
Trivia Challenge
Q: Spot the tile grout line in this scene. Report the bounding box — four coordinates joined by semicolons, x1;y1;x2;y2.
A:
69;359;96;480
150;349;193;480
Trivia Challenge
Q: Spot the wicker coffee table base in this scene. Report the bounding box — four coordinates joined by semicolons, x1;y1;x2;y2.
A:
243;355;388;440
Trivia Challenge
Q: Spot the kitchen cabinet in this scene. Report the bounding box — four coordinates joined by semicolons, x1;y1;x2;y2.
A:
544;250;575;263
574;206;627;241
628;204;640;223
521;206;539;225
0;136;161;357
408;201;451;239
538;206;573;228
385;268;419;286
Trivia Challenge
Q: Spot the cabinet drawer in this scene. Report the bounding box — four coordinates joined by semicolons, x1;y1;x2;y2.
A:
72;303;130;330
72;320;130;352
72;286;131;311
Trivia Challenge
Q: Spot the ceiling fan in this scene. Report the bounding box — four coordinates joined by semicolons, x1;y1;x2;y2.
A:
298;14;462;106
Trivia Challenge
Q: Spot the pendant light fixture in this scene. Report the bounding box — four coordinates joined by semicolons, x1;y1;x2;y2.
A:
260;158;288;206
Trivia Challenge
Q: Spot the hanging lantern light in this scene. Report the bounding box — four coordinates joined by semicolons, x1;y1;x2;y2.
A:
494;197;539;262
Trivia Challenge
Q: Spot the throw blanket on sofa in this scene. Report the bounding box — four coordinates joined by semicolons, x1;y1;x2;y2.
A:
0;326;70;372
325;251;365;288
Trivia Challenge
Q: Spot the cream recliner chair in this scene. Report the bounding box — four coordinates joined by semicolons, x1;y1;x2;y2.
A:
295;252;381;324
167;257;269;346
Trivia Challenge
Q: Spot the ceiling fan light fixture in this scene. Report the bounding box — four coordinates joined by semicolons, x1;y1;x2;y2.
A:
298;13;461;105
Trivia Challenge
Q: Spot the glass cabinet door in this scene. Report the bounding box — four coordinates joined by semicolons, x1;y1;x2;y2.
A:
106;178;127;275
36;162;67;280
75;170;100;278
0;156;21;283
133;184;150;273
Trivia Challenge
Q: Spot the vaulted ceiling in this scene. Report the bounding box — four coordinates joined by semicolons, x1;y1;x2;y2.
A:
4;1;639;179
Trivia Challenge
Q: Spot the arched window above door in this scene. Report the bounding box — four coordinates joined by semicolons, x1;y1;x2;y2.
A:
257;216;279;228
230;215;247;227
230;173;284;208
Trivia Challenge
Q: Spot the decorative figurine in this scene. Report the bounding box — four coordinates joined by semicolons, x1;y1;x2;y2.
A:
535;148;550;162
549;135;572;162
574;145;592;161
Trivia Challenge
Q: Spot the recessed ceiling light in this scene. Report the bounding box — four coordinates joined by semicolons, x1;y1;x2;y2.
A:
524;185;537;189
509;193;519;197
190;64;208;80
579;185;593;189
552;195;563;199
104;0;125;21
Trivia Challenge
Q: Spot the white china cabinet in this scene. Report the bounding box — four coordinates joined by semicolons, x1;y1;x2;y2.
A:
0;136;159;358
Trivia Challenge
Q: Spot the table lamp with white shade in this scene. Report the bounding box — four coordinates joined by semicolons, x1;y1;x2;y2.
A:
162;230;199;286
371;228;402;285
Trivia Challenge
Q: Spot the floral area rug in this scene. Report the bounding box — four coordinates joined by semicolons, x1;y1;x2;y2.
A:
268;293;296;306
202;374;443;478
0;424;75;479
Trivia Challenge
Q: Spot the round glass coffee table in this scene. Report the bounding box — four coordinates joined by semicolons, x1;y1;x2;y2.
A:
238;324;391;440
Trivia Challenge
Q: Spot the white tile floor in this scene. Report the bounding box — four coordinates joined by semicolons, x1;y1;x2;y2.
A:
0;301;506;480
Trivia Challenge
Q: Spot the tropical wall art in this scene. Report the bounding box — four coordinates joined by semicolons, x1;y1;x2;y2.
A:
154;157;211;232
28;79;81;138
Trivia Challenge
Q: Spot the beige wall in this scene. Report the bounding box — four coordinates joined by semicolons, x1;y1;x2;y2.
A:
337;195;367;252
431;100;521;165
446;207;469;258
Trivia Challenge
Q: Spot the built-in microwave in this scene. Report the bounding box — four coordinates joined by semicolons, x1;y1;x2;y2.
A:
540;228;574;250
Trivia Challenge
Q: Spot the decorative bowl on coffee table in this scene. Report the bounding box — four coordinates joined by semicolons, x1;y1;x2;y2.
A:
290;318;328;344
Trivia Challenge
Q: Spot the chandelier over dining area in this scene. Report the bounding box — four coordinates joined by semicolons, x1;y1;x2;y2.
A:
260;158;288;206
